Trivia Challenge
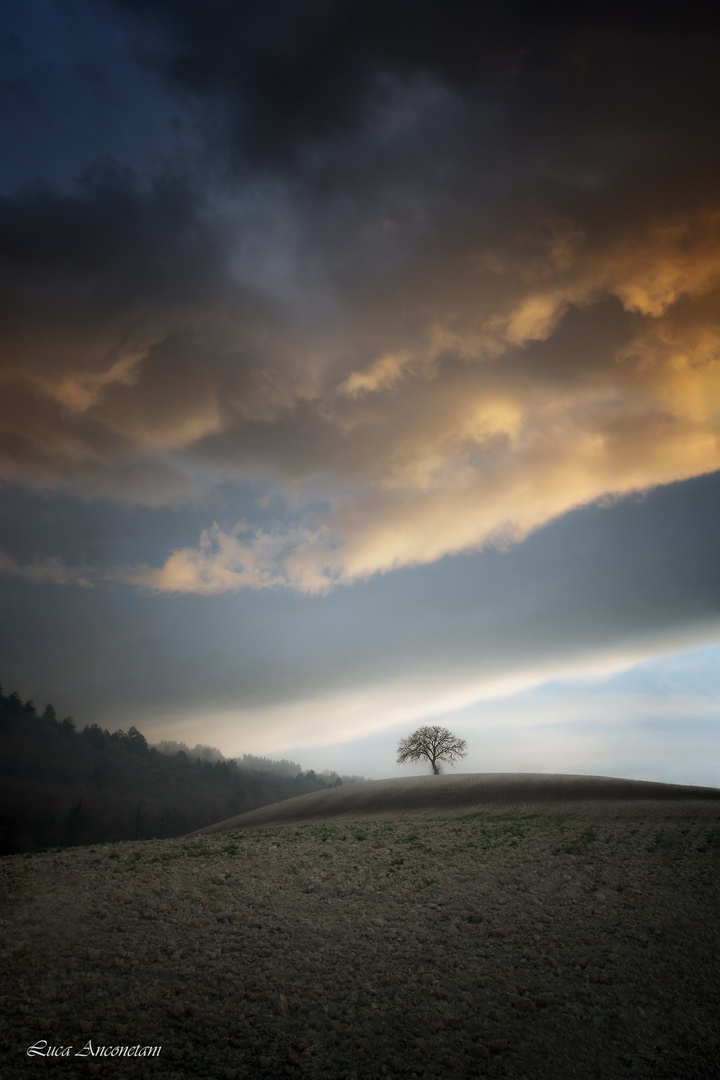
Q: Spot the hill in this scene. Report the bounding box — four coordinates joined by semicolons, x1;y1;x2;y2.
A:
1;779;719;1079
192;771;720;834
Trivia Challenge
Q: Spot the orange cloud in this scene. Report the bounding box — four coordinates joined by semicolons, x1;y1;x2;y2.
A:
3;199;720;593
35;352;144;414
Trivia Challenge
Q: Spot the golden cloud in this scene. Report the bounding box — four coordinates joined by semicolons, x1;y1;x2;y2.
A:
2;205;720;592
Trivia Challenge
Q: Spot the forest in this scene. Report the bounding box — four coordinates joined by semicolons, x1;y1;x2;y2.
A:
0;683;361;855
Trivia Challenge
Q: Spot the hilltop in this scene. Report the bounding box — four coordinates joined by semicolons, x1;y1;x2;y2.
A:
192;771;720;834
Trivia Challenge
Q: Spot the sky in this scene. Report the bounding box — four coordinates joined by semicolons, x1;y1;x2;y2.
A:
2;0;720;785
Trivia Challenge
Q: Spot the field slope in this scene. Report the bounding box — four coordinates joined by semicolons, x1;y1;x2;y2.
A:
191;771;720;834
2;771;719;1079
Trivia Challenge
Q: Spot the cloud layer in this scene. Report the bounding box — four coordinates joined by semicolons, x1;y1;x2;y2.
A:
2;0;720;596
3;196;719;593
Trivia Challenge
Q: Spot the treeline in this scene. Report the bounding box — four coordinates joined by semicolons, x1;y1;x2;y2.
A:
152;741;364;786
0;684;364;855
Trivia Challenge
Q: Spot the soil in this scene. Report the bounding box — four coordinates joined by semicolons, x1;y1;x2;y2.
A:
1;775;719;1080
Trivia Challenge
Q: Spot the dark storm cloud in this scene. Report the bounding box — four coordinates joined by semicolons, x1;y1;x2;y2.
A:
0;167;230;307
0;165;294;502
114;0;720;178
2;0;720;596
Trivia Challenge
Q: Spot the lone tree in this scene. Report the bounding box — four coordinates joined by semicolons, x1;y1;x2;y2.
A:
396;725;467;775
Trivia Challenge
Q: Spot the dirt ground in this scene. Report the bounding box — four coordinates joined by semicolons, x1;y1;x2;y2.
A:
2;774;719;1080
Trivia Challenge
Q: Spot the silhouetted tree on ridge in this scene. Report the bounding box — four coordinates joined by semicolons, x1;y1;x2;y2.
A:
397;725;468;775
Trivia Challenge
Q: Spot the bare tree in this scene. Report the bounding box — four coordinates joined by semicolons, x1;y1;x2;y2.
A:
396;725;467;775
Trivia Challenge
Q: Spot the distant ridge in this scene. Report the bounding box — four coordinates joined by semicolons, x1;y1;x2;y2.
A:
190;772;720;835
